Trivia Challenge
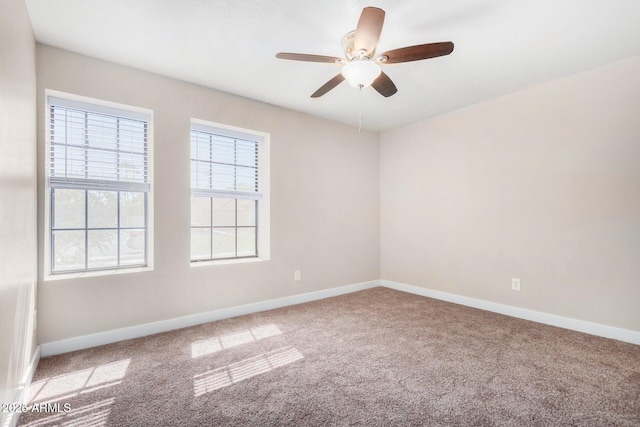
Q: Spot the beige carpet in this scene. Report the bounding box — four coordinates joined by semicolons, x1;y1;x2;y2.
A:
18;287;640;426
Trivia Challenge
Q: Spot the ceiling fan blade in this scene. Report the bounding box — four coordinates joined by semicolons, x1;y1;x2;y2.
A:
378;42;454;64
354;7;385;55
311;74;346;98
276;52;345;64
371;71;397;97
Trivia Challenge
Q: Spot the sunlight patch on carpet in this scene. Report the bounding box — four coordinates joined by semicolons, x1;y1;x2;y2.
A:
21;398;115;427
191;324;282;358
27;360;130;405
193;346;303;396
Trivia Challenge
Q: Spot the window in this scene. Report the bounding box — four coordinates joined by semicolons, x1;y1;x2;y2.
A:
46;95;152;274
190;121;269;262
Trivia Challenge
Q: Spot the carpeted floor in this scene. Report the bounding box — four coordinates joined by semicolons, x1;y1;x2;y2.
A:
18;287;640;426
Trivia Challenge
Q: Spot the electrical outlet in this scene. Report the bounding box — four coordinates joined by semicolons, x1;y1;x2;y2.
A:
294;270;301;282
512;278;521;291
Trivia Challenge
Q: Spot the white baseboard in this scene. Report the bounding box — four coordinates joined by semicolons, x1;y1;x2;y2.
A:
40;280;380;357
5;346;41;427
381;280;640;346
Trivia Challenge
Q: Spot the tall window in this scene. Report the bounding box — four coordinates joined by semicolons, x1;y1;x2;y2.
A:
190;122;265;262
47;95;151;274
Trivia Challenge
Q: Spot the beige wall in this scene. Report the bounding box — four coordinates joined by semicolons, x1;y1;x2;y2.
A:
36;45;380;343
381;55;640;332
0;0;38;420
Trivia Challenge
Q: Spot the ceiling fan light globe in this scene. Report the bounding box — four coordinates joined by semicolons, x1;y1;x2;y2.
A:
341;60;382;88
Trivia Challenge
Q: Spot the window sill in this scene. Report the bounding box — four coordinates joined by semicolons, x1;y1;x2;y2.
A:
190;257;268;268
44;266;154;282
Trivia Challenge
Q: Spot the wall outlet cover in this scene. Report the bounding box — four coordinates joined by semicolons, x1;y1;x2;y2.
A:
512;278;521;291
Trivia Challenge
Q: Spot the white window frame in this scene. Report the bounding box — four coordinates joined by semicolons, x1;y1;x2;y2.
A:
44;90;154;279
190;118;270;265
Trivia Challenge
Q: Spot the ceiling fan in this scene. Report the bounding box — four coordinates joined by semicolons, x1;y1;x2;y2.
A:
276;7;454;98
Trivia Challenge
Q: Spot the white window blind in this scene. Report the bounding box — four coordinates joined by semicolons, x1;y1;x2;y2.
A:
47;95;151;274
48;96;149;193
190;124;261;200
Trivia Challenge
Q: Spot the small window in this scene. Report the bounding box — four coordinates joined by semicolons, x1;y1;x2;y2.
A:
46;95;152;274
190;121;268;262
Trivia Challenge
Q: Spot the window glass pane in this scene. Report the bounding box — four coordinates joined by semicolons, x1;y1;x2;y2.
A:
53;189;85;229
50;145;66;178
88;190;118;228
211;135;235;164
119;152;146;183
211;164;235;191
237;199;256;226
212;228;235;259
212;198;235;226
119;120;146;154
235;140;257;167
120;192;145;227
67;146;86;179
87;148;117;180
88;230;118;268
191;197;211;227
190;131;198;160
193;132;211;162
191;228;211;260
120;229;145;265
236;166;257;192
192;161;213;190
237;227;256;257
53;230;85;272
67;110;86;146
50;109;67;145
86;113;117;150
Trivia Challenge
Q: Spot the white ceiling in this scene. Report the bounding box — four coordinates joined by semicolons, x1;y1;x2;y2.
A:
25;0;640;131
